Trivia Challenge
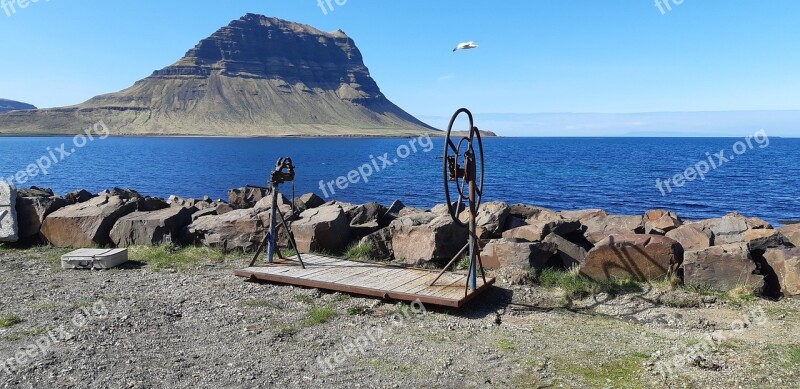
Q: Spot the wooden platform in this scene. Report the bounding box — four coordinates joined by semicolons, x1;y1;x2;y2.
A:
234;254;495;308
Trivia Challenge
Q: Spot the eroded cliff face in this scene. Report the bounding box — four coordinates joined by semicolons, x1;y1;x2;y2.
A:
0;14;435;136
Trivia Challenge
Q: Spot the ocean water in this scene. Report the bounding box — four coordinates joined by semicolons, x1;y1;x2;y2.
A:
0;136;797;224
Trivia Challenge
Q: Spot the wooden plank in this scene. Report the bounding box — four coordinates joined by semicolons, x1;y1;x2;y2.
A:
334;267;401;288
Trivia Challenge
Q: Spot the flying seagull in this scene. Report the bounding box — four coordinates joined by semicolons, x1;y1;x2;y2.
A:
453;41;479;52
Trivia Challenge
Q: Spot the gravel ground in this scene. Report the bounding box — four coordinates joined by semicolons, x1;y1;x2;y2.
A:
0;247;798;389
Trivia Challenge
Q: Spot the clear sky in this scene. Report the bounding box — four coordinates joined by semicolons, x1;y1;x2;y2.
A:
1;0;799;120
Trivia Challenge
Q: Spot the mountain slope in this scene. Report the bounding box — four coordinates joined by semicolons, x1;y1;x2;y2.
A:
0;14;435;136
0;99;36;113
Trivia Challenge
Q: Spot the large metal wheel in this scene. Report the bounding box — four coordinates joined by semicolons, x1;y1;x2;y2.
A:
443;108;484;227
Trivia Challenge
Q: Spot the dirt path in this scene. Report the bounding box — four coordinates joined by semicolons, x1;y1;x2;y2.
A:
0;247;797;388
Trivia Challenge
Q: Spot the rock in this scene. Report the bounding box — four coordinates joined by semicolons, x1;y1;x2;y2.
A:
359;228;393;260
645;209;681;222
110;207;196;247
253;193;292;213
228;187;268;209
292;205;352;254
40;195;139;247
481;238;557;270
459;201;510;238
64;189;95;204
15;195;69;240
184;208;270;252
582;215;645;244
580;234;683;281
559;209;607;221
292;193;325;213
645;214;682;235
683;243;764;293
398;207;428;217
391;215;467;264
743;229;792;252
138;197;170;212
544;233;588;268
502;219;582;242
0;182;19;242
390;212;438;228
666;225;712;251
347;202;388;226
727;212;772;230
763;247;800;297
700;213;750;245
18;186;54;198
379;200;405;226
191;204;234;221
509;204;561;223
778;224;800;247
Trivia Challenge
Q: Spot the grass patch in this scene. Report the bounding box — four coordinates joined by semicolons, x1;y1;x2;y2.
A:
21;326;49;337
457;255;470;271
280;249;298;258
497;338;517;351
557;353;649;389
241;299;282;309
537;268;642;299
345;242;376;261
129;245;225;271
303;307;337;327
348;306;371;316
33;301;59;310
0;314;22;328
789;346;800;366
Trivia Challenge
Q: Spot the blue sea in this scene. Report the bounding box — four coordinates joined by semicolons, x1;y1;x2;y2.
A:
0;136;797;225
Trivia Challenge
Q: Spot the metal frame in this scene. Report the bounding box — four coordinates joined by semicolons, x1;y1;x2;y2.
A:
432;108;487;295
248;157;305;269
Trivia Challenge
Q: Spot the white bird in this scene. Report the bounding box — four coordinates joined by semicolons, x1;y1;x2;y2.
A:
453;41;479;52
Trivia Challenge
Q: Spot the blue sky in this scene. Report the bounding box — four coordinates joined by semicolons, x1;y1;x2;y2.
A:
1;1;799;131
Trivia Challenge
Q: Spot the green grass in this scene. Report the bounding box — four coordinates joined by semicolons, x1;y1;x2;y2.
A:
293;294;314;304
129;245;225;271
557;353;649;389
348;306;372;316
456;255;470;271
497;338;517;351
537;268;642;299
303;307;337;326
345;242;376;261
21;326;49;337
280;249;298;258
789;346;800;366
0;314;22;328
241;299;282;309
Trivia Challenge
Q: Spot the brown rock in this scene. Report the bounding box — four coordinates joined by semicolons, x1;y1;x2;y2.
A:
292;193;325;213
15;195;69;239
391;215;467;264
502;219;582;242
110;206;195;247
509;204;560;223
292;205;352;254
699;213;750;245
666;225;712;251
580;234;683;281
184;208;270;252
459;201;510;238
64;189;94;204
743;229;792;252
559;209;607;221
481;238;557;270
683;243;764;293
645;214;682;235
582;215;645;244
778;224;800;247
763;247;800;297
191;203;234;221
41;195;139;247
227;187;267;209
543;233;588;268
359;227;393;260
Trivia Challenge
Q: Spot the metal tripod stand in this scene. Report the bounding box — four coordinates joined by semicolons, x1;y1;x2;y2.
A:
248;157;305;269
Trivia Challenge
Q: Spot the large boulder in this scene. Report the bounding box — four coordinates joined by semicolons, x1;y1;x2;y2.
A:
644;210;682;235
683;243;764;293
502;219;581;242
743;229;792;252
0;182;18;243
64;189;94;204
40;195;140;247
559;209;607;221
110;206;196;247
347;202;388;237
184;209;269;252
582;215;645;244
665;225;712;251
698;213;751;245
15;192;70;240
359;227;393;260
763;247;800;297
543;233;588;268
778;224;800;247
227;187;268;209
191;203;234;221
509;204;561;223
292;205;352;254
481;238;557;270
292;193;325;213
392;215;468;264
580;234;683;281
459;201;510;238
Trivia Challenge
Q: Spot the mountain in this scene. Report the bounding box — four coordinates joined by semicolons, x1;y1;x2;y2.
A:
0;99;36;113
0;14;435;136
